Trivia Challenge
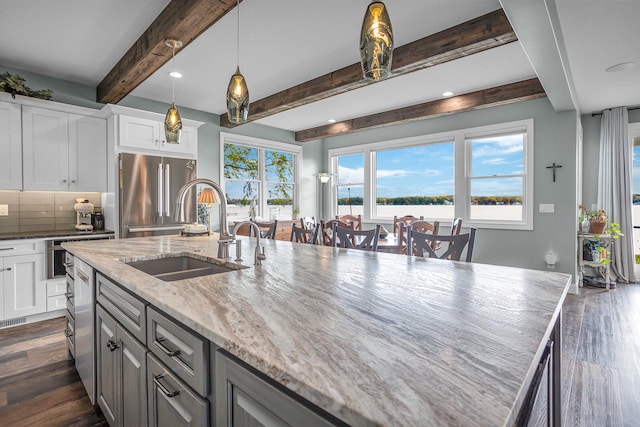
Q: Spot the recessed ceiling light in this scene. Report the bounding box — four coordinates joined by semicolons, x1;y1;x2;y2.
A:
328;119;336;123
442;91;454;97
169;71;183;78
605;62;635;73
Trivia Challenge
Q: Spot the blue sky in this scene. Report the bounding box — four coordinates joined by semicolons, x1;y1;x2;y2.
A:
337;134;525;198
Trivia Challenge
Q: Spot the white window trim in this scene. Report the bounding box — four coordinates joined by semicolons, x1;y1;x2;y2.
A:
327;119;534;230
220;132;302;220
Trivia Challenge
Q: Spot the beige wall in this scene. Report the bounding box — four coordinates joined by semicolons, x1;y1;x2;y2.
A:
0;191;101;233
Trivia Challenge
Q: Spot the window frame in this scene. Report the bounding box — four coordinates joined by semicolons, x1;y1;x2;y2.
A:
220;132;302;221
328;119;534;230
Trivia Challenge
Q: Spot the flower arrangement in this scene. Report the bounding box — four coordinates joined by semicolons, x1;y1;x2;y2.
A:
579;205;608;223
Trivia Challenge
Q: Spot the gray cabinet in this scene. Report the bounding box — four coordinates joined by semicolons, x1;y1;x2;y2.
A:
215;350;336;427
147;352;208;427
147;306;208;396
96;304;148;427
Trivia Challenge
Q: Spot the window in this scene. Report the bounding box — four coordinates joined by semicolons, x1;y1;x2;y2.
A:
374;142;454;219
328;120;533;229
221;132;301;221
336;154;364;216
468;132;525;223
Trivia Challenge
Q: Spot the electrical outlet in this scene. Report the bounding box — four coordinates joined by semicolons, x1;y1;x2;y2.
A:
0;204;8;216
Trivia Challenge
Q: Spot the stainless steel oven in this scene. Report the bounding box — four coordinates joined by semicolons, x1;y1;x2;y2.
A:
45;234;113;279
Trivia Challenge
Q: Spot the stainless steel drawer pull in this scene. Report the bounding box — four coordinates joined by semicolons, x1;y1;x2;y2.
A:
153;374;180;398
0;247;16;251
64;329;73;337
106;339;121;352
156;337;181;357
76;270;89;283
0;267;12;272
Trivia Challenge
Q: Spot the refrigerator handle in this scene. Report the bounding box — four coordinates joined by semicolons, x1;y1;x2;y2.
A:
165;163;171;217
157;163;163;216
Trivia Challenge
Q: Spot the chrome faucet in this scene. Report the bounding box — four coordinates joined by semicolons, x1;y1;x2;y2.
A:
174;178;234;258
232;221;267;266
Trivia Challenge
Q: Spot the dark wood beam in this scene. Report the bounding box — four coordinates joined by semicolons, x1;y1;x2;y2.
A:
97;0;239;104
221;8;516;127
294;78;546;142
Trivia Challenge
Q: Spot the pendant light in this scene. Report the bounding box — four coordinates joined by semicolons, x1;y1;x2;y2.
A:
164;38;183;144
226;0;249;123
359;1;394;81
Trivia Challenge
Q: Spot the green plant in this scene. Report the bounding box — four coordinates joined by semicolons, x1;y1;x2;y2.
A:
293;207;300;215
579;204;608;222
0;72;53;100
593;222;623;265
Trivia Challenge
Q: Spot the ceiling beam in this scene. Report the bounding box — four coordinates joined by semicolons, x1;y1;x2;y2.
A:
294;78;546;142
221;8;517;127
97;0;239;105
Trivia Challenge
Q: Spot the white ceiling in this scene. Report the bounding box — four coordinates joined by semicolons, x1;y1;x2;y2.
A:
0;0;638;133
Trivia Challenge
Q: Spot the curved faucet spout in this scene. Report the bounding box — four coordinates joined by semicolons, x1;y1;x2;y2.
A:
174;178;231;240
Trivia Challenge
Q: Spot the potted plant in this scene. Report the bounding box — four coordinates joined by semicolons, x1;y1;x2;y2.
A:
578;205;608;234
292;207;300;220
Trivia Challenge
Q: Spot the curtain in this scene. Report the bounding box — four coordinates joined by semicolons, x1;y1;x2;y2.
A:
597;106;636;283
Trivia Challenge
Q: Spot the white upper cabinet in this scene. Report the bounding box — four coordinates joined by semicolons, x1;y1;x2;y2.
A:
69;114;107;191
22;106;107;191
107;105;202;159
0;101;23;190
118;114;198;157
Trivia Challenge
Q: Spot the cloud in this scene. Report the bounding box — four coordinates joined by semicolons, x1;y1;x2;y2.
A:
376;169;414;178
338;166;364;183
482;158;509;165
472;134;523;158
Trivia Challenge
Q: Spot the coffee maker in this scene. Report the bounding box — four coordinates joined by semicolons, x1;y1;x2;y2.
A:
74;198;94;231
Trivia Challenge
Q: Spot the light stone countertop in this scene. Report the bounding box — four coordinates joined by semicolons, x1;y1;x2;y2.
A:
64;234;571;426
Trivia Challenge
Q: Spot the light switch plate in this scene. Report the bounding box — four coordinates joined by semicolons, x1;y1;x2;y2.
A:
539;203;555;213
0;204;8;216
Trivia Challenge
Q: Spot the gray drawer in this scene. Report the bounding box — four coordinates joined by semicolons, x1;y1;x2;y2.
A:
147;353;208;427
147;307;209;396
96;273;147;344
65;275;74;317
65;310;75;359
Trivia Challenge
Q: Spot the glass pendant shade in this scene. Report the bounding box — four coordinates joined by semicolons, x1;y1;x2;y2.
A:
164;102;182;144
226;66;249;124
359;1;394;81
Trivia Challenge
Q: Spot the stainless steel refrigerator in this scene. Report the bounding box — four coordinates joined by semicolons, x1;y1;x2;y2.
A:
119;153;197;238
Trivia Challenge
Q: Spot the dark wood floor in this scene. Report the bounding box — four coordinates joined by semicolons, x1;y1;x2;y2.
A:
0;317;107;427
0;284;638;426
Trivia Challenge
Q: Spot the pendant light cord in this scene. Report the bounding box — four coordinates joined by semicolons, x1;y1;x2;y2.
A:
236;0;240;67
171;43;176;103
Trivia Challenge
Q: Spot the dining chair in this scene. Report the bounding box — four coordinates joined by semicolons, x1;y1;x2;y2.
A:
392;215;424;234
250;220;278;239
332;223;381;251
320;219;352;246
300;216;317;230
290;223;320;244
400;219;439;254
335;214;362;231
406;226;476;262
450;217;463;236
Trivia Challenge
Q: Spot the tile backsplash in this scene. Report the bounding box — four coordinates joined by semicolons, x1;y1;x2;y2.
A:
0;191;102;233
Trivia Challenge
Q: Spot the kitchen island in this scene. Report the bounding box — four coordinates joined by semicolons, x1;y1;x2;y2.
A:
64;234;571;426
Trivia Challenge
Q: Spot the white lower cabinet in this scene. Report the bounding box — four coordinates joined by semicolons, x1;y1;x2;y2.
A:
96;304;148;427
1;253;46;320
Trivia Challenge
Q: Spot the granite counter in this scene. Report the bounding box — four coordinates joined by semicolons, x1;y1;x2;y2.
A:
64;234;571;426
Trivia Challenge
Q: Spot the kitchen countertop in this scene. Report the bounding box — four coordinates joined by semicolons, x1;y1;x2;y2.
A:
0;229;114;241
64;234;571;426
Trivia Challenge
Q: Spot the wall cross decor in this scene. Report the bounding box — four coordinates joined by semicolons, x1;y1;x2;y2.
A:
546;163;562;182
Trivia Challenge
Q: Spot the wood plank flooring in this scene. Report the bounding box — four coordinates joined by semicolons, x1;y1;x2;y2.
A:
0;284;638;426
0;317;107;426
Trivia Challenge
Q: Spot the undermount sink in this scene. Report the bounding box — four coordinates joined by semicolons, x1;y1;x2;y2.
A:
124;254;246;282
